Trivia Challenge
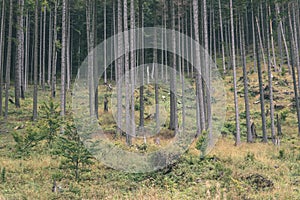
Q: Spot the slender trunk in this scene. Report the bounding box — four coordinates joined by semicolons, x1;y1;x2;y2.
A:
255;17;267;72
124;0;131;145
33;0;39;120
66;4;71;90
42;6;46;90
169;0;177;132
193;0;205;135
5;0;13;119
93;0;98;119
39;9;42;86
25;12;29;91
20;0;25;99
104;0;107;84
0;0;5;115
117;0;123;134
292;5;300;93
276;3;291;74
240;17;252;143
256;17;267;143
61;0;67;116
288;4;300;137
52;1;57;98
130;0;136;137
138;0;144;129
15;0;24;108
230;0;241;146
48;9;52;86
269;7;277;72
251;0;257;71
266;5;275;143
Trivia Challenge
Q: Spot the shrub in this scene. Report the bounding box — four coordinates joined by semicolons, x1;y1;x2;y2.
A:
53;123;94;182
196;130;208;159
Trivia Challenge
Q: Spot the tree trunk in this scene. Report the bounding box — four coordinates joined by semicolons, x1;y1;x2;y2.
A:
193;0;205;135
255;17;267;72
218;0;226;74
33;0;39;121
255;16;267;143
276;3;291;74
266;4;275;143
124;0;131;145
230;0;241;146
138;0;144;130
48;9;52;86
117;0;123;135
0;0;5;116
5;0;13;119
288;4;300;137
130;0;136;137
52;1;57;98
42;6;46;91
269;6;277;72
15;0;24;108
251;0;257;71
240;16;252;143
24;12;29;91
61;0;67;116
169;0;177;132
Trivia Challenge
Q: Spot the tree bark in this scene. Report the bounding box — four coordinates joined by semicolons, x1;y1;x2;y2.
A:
52;1;57;98
219;0;226;74
61;0;67;116
230;0;241;146
193;0;205;135
33;0;39;121
266;4;275;143
0;0;5;116
15;0;25;108
240;16;252;143
255;16;267;143
5;0;13;119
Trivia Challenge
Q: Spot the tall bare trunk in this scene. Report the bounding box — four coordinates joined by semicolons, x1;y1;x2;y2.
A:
130;0;136;137
240;17;252;143
48;9;52;86
193;0;205;135
52;1;57;98
61;0;67;116
15;0;24;108
33;0;39;120
266;5;275;143
0;0;5;116
5;0;13;119
230;0;241;145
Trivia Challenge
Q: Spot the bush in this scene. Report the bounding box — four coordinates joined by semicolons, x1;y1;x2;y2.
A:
12;99;61;156
53;123;94;182
196;130;208;159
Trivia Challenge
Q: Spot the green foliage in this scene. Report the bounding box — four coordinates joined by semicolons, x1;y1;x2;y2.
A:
281;67;286;76
1;167;6;183
221;122;236;136
53;123;94;182
196;130;209;159
12;126;46;156
12;99;61;156
245;152;255;162
279;110;289;122
39;100;61;145
279;150;285;160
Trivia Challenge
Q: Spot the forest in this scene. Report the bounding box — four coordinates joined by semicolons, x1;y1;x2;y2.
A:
0;0;300;199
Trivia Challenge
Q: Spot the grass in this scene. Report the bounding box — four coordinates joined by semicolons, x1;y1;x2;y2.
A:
0;63;300;199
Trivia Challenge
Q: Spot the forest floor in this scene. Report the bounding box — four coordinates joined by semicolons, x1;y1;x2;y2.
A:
0;63;300;199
